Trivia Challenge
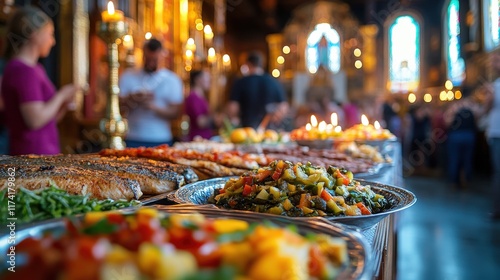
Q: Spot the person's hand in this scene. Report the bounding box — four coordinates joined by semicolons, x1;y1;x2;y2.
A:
59;84;77;102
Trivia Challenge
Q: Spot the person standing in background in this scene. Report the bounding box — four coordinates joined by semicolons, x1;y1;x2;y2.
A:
119;39;183;147
488;53;500;220
228;51;288;129
444;86;485;189
1;7;77;155
185;69;213;140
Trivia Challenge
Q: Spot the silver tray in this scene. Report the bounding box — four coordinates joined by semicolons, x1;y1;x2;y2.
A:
1;206;373;280
172;177;416;230
296;139;334;149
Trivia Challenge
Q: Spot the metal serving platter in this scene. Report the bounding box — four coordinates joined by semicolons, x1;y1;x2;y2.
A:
0;205;373;280
172;177;416;230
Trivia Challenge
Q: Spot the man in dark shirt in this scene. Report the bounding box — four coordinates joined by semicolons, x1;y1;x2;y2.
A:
227;51;288;129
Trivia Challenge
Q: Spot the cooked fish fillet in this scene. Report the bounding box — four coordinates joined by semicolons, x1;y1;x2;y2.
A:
97;156;199;184
1;155;192;195
0;163;142;200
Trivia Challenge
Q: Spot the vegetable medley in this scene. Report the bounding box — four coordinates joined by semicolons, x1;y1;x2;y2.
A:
7;209;348;280
210;160;390;217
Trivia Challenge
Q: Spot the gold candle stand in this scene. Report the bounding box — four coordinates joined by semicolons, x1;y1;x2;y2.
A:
97;21;128;149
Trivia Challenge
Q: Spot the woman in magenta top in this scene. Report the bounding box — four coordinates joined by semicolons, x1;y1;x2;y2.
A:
185;70;213;140
1;7;76;155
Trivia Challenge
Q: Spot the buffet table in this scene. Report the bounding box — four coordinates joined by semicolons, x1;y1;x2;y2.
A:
356;141;402;280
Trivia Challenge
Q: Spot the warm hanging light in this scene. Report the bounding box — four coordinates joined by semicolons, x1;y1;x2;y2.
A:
353;48;361;57
423;93;432;103
439;91;447;101
445;80;453;90
408;93;416;103
277;56;285;64
283;46;290;54
355;60;363;69
272;69;280;78
455;90;462;99
145;32;152;40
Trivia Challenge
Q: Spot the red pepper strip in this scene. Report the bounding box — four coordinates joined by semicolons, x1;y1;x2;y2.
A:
356;202;372;215
320;189;333;202
335;169;350;185
272;168;283;181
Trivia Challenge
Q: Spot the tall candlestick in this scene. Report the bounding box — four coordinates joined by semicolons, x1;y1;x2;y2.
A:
98;11;128;149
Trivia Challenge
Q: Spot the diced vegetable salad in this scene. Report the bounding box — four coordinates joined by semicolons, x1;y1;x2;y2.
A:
210;160;390;217
6;209;348;280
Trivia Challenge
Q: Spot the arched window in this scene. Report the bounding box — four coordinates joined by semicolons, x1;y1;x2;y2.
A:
388;15;420;93
484;0;500;50
306;23;341;74
446;0;465;86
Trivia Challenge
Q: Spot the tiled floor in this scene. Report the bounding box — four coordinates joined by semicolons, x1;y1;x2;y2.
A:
396;175;500;280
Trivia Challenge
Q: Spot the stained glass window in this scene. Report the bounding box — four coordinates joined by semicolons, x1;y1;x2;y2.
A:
388;16;420;93
485;0;500;50
446;0;465;86
306;23;341;74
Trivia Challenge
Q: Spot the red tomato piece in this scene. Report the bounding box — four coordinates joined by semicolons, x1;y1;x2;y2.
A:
242;184;253;196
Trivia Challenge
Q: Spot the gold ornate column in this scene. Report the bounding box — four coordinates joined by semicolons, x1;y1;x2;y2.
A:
73;0;90;120
208;0;226;111
266;33;284;73
359;24;379;92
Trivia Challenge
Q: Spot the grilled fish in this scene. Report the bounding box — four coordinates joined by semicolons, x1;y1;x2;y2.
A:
0;163;142;200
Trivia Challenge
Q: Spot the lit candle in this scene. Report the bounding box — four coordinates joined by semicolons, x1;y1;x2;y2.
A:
374;121;381;130
318;121;327;132
222;54;231;68
334;126;342;133
207;47;216;64
331;112;338;127
186;38;196;52
361;114;369;126
204;25;214;46
305;123;312;131
310;115;318;128
102;1;124;22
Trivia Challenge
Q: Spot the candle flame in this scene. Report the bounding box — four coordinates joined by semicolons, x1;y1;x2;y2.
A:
326;124;333;130
361;114;369;126
374;121;381;130
107;1;115;15
305;123;312;131
334;126;342;133
330;112;338;127
310;115;318;127
318;121;327;132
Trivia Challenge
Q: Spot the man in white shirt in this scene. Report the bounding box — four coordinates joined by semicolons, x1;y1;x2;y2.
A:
119;39;183;147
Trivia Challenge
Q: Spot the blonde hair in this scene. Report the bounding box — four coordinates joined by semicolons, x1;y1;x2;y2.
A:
3;6;52;59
